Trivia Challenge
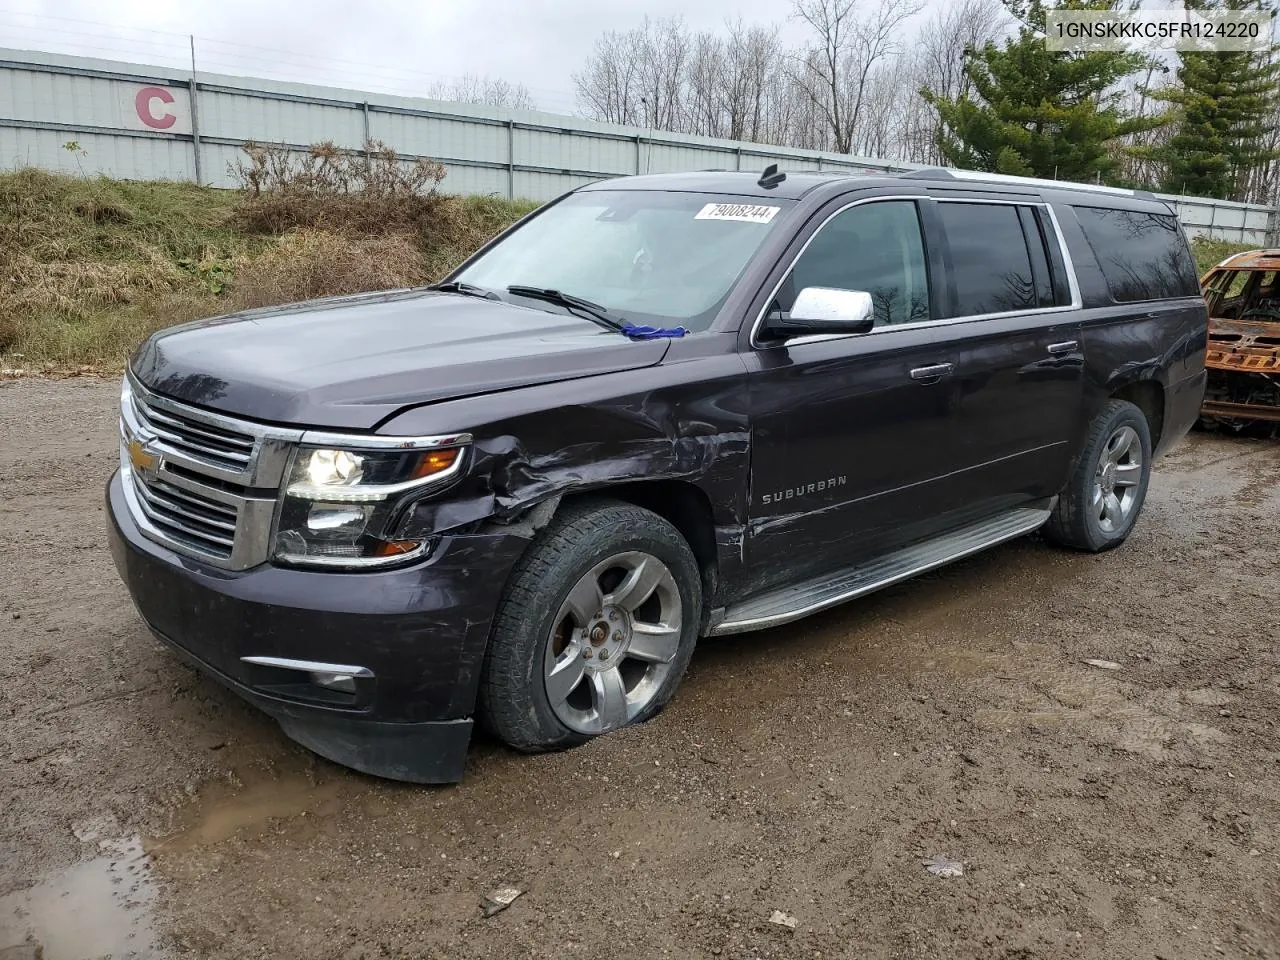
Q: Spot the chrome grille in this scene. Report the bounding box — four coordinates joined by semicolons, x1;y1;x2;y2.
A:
120;375;302;570
127;389;256;472
129;469;236;559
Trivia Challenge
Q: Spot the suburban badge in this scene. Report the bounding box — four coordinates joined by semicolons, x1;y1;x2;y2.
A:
759;475;847;505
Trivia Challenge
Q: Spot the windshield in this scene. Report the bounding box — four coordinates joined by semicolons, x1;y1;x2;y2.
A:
454;190;794;332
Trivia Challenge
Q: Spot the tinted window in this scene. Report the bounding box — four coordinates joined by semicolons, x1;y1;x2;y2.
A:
1017;206;1054;307
1038;208;1074;306
1074;206;1199;302
783;200;930;326
938;203;1038;316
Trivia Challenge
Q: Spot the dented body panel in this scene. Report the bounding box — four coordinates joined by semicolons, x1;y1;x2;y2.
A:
107;169;1207;782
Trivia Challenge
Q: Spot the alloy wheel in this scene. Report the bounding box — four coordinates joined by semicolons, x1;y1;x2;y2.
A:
1092;424;1143;533
543;551;683;735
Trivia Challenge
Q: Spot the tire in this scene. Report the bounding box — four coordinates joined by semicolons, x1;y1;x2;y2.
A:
1044;399;1153;552
479;499;702;753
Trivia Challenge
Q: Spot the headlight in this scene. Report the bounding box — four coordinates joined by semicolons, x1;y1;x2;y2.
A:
273;445;464;568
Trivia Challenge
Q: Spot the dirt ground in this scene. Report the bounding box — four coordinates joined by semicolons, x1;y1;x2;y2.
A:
1;377;1278;960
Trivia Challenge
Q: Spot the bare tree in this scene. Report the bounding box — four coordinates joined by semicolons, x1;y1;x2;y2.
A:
1243;39;1280;206
917;0;1003;106
1112;57;1175;189
724;21;784;141
789;0;923;153
635;17;691;129
428;74;537;111
788;0;856;151
685;31;727;137
572;0;1009;168
573;28;643;125
573;17;690;129
901;0;1006;164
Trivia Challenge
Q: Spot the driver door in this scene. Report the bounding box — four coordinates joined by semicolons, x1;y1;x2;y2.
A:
741;198;972;589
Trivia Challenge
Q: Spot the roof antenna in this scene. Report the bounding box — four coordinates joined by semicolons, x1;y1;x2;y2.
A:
758;163;786;189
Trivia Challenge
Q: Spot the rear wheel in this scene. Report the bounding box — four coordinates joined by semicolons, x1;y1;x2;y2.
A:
479;500;701;752
1044;399;1152;552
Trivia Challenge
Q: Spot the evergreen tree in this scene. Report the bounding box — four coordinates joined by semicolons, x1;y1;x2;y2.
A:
921;0;1160;183
1151;0;1280;200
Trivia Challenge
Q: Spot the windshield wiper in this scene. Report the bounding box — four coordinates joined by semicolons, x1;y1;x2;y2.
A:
505;285;628;333
425;280;500;300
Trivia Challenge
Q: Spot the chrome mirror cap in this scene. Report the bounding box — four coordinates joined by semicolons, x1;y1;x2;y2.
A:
790;286;874;328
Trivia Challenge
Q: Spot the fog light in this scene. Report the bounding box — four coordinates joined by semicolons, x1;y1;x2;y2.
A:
310;671;357;694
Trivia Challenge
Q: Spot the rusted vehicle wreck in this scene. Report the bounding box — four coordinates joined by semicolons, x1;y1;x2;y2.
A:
1200;249;1280;425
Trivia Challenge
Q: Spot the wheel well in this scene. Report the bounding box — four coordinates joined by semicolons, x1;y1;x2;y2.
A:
565;480;718;593
1112;380;1164;449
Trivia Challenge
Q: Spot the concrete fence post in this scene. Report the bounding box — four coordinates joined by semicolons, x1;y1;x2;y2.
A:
188;77;203;185
188;36;203;185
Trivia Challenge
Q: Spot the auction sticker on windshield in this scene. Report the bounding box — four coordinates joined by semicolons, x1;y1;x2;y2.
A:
695;203;780;224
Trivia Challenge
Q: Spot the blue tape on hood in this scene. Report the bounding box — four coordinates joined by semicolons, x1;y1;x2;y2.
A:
622;324;688;340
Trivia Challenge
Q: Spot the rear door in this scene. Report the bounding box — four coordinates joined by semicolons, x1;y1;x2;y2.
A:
922;195;1085;514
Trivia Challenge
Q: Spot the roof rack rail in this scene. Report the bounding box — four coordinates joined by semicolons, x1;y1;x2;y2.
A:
900;167;1155;200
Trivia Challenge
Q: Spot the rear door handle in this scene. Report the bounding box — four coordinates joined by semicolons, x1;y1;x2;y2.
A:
910;362;954;382
1047;340;1079;355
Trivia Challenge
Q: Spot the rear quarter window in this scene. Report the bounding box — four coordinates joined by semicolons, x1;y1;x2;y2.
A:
1073;206;1199;302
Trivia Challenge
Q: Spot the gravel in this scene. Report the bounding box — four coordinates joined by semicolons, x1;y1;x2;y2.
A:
2;377;1278;959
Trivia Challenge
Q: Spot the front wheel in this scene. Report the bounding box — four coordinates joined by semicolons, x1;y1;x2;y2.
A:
479;500;701;753
1044;399;1153;552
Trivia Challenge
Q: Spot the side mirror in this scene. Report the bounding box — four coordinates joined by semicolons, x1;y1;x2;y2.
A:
766;287;875;338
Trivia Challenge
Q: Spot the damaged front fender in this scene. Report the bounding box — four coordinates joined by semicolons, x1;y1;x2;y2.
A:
377;337;753;592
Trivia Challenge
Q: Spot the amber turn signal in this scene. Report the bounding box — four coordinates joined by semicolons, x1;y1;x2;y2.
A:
373;539;424;557
411;448;460;479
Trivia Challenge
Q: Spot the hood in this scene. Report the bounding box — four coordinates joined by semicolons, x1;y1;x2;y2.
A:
131;290;671;429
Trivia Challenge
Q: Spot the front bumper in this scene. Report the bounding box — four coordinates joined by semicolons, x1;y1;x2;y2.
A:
105;470;527;783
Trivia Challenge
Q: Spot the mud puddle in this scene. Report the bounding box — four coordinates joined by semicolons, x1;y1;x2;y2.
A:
1;775;348;959
150;773;349;856
0;836;158;960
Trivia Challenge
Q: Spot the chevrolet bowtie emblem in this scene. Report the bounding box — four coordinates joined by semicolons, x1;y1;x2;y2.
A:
127;435;159;473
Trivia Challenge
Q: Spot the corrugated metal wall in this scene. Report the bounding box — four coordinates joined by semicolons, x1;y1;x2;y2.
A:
2;46;1276;246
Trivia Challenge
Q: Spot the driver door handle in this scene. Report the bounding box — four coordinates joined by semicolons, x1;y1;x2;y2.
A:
1047;340;1079;355
910;362;954;382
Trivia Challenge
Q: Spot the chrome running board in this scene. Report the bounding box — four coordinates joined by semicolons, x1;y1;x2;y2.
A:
711;503;1053;636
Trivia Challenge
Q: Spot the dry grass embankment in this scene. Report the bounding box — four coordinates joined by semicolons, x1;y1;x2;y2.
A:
0;146;1261;375
0;142;536;373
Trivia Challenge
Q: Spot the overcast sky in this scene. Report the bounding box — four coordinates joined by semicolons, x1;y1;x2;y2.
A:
1;0;823;114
